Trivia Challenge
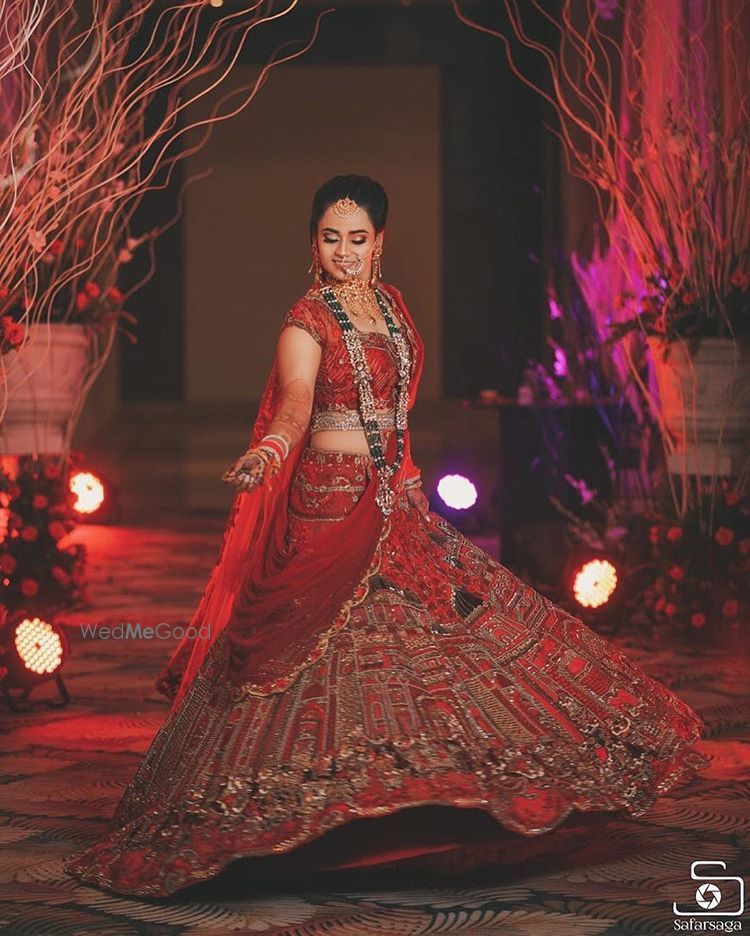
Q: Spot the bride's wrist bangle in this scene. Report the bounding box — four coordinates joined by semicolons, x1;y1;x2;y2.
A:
261;433;290;460
246;446;281;481
259;442;285;464
404;473;422;489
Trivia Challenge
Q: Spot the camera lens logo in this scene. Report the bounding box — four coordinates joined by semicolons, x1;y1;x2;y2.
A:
695;883;722;910
673;860;744;917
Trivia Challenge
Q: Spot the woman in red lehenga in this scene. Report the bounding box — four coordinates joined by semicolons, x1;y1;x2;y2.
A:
63;175;709;897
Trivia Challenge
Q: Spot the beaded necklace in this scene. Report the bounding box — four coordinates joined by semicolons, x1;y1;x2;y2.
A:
319;284;411;517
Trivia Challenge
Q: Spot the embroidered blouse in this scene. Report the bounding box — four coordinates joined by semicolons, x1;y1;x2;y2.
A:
279;288;415;416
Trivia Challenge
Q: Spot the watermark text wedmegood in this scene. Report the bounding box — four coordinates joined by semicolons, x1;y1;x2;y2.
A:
78;622;210;641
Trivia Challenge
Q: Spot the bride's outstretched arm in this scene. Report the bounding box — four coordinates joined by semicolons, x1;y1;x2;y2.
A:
222;325;322;492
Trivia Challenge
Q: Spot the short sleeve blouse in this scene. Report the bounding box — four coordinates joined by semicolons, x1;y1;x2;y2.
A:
279;290;414;412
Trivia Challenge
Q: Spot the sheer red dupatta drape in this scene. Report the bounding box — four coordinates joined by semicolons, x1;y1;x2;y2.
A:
156;282;424;711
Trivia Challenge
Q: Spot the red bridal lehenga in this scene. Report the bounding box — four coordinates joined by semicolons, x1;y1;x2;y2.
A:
63;281;709;897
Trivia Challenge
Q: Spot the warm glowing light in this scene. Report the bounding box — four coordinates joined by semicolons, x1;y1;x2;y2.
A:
14;617;64;675
70;471;106;514
436;474;478;510
209;0;224;6
572;559;618;609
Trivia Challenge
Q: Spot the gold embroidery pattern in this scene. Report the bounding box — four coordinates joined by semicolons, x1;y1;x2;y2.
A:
310;408;396;433
281;309;326;348
62;522;709;897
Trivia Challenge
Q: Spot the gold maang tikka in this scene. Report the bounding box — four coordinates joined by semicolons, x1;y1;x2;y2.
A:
331;196;358;217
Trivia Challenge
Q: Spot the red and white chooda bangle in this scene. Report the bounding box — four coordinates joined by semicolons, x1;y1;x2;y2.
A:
257;434;288;465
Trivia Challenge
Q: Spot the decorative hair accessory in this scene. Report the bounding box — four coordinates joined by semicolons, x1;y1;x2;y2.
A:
331;196;359;217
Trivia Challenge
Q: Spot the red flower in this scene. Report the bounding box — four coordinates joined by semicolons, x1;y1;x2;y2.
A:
84;281;100;299
21;525;39;542
75;292;89;312
666;526;683;542
32;494;49;509
107;286;124;304
715;527;734;546
690;611;706;629
682;291;696;304
0;554;17;573
655;595;666;612
665;602;677;617
51;566;71;584
724;490;740;506
48;521;67;541
49;239;64;257
668;565;685;580
20;577;39;597
722;599;739;618
649;525;660;544
43;463;61;480
729;269;750;290
2;320;25;346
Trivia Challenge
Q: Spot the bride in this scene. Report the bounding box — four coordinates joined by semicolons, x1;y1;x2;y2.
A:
63;174;708;897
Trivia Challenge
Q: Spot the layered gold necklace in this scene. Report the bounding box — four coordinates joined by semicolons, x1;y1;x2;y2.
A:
324;275;382;327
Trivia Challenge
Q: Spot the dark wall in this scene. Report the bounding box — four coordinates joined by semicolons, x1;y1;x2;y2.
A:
121;2;557;402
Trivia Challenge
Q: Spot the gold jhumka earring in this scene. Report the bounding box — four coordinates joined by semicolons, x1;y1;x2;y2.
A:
307;240;324;286
370;238;383;286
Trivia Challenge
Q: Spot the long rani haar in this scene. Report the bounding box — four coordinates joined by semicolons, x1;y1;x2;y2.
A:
319;284;411;517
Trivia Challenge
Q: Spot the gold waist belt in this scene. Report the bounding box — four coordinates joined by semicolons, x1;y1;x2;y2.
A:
310;408;396;432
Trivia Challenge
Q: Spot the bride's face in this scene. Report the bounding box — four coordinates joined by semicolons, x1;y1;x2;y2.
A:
315;203;383;283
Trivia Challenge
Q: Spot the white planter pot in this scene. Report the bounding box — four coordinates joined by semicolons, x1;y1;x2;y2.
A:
0;323;91;455
647;336;750;476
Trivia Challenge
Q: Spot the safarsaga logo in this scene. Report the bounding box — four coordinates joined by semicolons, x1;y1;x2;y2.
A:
673;860;745;931
78;622;211;640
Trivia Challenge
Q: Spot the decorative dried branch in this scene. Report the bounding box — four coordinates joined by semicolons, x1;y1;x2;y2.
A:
0;0;329;455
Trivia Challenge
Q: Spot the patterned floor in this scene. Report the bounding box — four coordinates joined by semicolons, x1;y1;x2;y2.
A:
1;407;748;934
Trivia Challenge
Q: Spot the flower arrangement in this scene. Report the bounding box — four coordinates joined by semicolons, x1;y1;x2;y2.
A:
642;483;749;635
0;456;88;611
0;231;139;345
551;473;748;641
0;1;313;449
0;315;25;355
607;260;750;349
452;4;750;348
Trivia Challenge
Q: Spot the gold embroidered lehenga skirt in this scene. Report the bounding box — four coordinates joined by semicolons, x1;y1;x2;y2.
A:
63;446;709;897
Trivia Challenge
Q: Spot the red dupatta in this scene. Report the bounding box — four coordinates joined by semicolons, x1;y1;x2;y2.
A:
157;282;424;711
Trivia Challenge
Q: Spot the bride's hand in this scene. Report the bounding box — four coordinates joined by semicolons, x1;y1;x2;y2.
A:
406;485;430;518
221;450;268;493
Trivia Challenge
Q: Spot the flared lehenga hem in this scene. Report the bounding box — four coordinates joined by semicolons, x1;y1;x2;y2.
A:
63;599;709;898
63;458;710;898
62;698;707;898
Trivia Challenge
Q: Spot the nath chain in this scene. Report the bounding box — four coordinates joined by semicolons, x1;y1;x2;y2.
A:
319;285;411;517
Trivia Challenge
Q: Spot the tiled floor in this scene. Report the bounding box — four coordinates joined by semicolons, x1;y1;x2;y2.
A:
0;404;747;934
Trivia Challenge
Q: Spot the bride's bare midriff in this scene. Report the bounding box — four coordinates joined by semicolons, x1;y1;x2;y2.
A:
309;427;396;456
